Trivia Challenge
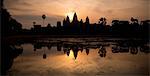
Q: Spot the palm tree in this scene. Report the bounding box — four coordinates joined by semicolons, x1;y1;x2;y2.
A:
98;17;106;25
42;14;46;26
33;21;36;25
98;17;103;24
131;17;138;24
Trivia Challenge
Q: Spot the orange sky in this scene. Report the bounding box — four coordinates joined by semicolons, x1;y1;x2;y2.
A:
4;0;149;29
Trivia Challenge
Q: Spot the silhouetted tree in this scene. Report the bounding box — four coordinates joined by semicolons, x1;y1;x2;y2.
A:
42;14;46;26
33;22;36;25
2;5;22;36
111;20;130;36
130;17;140;35
140;20;150;38
1;0;23;73
98;17;107;33
111;20;119;34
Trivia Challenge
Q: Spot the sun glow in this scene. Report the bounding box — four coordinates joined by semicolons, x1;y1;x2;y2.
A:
69;49;74;59
66;49;76;63
65;12;75;21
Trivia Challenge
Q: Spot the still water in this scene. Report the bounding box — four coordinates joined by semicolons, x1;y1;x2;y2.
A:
7;38;149;76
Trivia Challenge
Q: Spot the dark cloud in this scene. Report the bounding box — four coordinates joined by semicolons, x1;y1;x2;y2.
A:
4;0;33;8
20;1;32;6
8;7;36;12
116;6;149;19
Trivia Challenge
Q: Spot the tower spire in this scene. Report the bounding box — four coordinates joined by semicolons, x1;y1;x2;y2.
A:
73;12;78;22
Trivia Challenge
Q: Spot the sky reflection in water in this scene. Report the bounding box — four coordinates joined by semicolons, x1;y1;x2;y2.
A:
8;42;149;76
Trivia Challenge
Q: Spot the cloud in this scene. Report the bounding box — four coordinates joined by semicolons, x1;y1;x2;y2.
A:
4;0;32;7
8;7;36;12
9;45;149;76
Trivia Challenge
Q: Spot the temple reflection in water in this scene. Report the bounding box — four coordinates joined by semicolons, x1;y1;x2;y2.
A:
31;38;149;59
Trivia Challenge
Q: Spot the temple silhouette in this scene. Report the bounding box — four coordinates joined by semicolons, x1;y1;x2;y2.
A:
2;11;148;39
28;13;149;38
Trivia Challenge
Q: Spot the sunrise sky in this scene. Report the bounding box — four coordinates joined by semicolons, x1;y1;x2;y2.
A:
4;0;150;29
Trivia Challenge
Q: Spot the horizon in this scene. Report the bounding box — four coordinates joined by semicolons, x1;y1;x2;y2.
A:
4;0;150;29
